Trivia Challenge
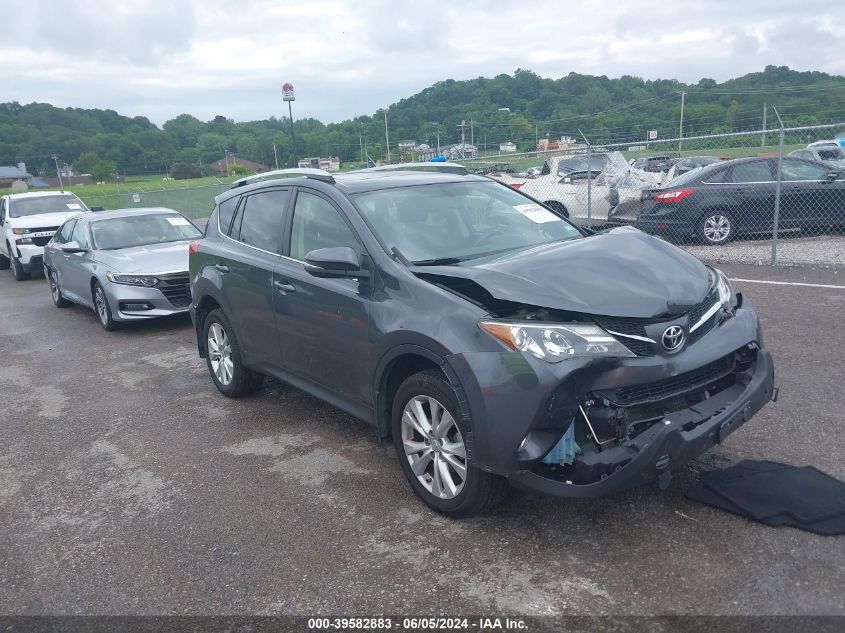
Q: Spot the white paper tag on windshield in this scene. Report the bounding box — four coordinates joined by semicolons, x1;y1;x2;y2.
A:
66;203;82;209
514;203;559;223
166;216;190;226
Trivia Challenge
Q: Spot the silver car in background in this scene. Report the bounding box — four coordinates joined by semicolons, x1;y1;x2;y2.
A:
43;207;203;330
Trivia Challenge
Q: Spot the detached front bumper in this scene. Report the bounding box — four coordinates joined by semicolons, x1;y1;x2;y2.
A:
509;349;774;497
446;299;776;498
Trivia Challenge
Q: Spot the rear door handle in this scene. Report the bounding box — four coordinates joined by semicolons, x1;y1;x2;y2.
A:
215;263;229;273
273;280;296;294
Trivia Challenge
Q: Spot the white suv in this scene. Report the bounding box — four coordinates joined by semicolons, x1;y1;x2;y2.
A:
0;192;90;280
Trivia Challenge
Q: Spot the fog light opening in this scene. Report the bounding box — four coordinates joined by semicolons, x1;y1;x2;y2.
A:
119;301;154;312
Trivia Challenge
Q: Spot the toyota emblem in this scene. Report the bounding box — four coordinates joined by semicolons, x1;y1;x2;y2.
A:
661;325;685;353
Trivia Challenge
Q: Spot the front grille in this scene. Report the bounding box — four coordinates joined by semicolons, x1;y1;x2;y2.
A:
592;316;654;356
32;236;52;246
24;226;59;234
600;353;737;406
156;275;190;308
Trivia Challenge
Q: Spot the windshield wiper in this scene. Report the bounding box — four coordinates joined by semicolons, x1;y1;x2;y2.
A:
410;256;465;266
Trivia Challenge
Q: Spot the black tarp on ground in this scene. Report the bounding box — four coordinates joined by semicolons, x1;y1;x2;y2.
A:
686;460;845;535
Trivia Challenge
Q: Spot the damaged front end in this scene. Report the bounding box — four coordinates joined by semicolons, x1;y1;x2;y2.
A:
445;288;776;498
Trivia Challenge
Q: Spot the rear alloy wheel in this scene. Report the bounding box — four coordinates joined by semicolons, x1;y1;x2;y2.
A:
392;370;507;518
203;308;263;397
48;269;71;308
699;211;734;245
93;281;117;330
9;245;28;281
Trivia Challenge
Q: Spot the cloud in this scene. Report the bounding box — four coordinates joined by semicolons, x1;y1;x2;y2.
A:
1;0;843;125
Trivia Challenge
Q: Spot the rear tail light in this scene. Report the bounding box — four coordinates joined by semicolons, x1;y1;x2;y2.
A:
510;183;523;190
188;240;201;255
654;189;694;204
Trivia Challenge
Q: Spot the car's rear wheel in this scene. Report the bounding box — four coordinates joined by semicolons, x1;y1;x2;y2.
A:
9;245;28;280
203;308;263;397
544;201;569;218
93;281;117;330
392;370;507;518
48;269;71;308
698;211;735;245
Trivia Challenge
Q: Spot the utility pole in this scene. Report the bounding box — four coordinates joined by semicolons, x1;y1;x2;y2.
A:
535;123;538;149
678;91;686;152
52;155;63;189
470;119;474;150
384;111;391;163
359;135;364;167
762;102;767;147
273;143;279;169
436;130;440;156
458;120;467;158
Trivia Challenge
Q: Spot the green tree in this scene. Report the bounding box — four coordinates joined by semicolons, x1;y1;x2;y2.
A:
90;159;117;182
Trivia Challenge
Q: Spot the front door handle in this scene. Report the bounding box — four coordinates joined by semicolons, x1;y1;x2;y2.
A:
215;263;230;273
273;280;296;294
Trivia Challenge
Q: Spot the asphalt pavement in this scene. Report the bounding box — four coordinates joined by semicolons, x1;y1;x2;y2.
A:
1;263;843;617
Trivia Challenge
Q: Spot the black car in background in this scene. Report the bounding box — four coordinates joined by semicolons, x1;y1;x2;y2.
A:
189;166;774;517
672;155;722;176
636;156;845;244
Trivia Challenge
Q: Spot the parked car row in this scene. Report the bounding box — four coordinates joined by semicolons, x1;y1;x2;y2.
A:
3;166;776;519
491;146;845;245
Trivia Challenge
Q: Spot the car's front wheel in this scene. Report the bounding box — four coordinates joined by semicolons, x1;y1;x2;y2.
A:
0;250;9;270
9;245;29;280
392;370;506;518
203;308;263;397
698;211;735;245
48;269;71;308
93;281;117;330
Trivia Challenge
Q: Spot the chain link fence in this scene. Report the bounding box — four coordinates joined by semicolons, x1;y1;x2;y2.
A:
462;123;845;267
76;182;231;223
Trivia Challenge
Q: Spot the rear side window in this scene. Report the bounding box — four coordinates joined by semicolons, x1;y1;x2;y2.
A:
234;190;288;253
217;196;238;235
730;161;773;183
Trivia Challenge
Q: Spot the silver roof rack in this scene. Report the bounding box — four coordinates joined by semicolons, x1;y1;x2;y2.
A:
357;162;468;175
230;168;335;188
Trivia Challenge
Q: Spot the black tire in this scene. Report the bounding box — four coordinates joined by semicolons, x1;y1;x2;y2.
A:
202;308;263;397
47;268;72;308
391;370;507;518
698;210;735;245
92;281;117;331
544;201;569;218
0;251;9;270
9;245;29;280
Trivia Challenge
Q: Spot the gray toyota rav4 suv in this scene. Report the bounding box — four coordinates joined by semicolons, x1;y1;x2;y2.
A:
189;165;775;517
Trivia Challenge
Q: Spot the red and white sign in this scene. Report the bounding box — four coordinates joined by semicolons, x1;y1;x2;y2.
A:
282;82;295;102
648;130;658;141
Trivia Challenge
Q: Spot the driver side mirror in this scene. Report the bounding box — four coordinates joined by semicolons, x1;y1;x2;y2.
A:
61;241;87;254
304;246;369;279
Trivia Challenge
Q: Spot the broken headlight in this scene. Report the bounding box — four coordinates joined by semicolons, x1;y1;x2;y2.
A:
713;268;737;309
480;321;635;363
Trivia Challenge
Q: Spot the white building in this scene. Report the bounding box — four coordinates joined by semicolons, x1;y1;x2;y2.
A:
499;141;517;153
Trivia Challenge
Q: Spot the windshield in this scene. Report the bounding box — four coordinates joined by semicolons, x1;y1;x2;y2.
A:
352;181;582;264
90;214;202;250
9;195;86;218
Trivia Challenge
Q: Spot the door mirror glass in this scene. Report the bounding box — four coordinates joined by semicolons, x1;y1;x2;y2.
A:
61;241;86;254
304;246;367;278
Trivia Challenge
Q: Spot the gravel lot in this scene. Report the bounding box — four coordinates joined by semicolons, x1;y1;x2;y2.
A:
688;234;845;267
1;264;843;620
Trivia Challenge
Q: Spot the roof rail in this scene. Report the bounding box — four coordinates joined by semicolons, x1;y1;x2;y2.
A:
358;162;468;175
230;168;335;188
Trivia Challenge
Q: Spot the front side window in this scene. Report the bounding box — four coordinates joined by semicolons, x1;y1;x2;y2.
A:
90;214;202;250
289;191;358;261
54;220;76;244
730;161;773;183
353;181;582;264
70;220;89;249
781;159;831;181
8;194;86;218
235;190;287;253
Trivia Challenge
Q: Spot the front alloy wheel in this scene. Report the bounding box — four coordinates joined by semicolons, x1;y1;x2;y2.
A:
401;395;467;499
392;370;506;518
93;282;116;330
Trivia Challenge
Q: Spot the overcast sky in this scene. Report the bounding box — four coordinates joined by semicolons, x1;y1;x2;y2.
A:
3;0;844;126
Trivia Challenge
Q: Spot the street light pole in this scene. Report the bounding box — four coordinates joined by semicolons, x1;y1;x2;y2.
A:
282;82;297;166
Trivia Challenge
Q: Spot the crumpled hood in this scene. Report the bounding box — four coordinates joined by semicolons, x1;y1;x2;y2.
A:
413;228;711;319
94;241;191;274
